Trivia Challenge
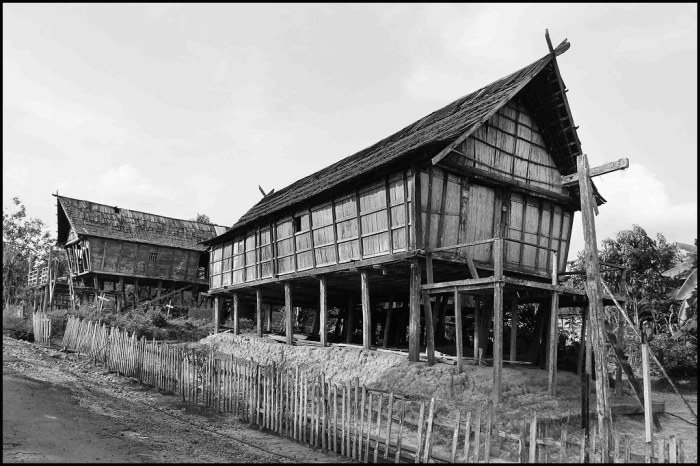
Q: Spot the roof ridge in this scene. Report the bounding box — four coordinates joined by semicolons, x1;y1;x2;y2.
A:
54;194;227;228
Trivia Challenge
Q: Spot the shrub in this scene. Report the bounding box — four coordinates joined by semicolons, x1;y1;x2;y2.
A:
648;331;697;379
3;305;33;340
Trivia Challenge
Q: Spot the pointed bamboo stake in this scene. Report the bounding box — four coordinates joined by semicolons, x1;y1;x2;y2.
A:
359;385;367;460
484;400;493;463
669;435;677;463
464;411;473;463
422;397;436;463
528;412;538;463
474;405;483;463
384;392;394;460
450;411;461;463
322;373;327;451
374;392;383;463
394;399;405;464
517;420;527;463
342;382;348;456
560;423;568;463
333;382;338;453
414;400;426;463
365;390;373;463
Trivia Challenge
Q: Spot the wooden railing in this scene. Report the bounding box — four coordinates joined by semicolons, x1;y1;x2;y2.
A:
58;315;689;463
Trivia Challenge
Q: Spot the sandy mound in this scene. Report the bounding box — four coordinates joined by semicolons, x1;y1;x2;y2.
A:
199;331;588;427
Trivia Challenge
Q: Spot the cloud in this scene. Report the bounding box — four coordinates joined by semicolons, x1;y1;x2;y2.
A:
568;163;697;257
93;164;166;205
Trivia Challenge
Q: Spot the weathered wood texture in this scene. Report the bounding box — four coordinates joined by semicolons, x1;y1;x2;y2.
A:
209;173;413;289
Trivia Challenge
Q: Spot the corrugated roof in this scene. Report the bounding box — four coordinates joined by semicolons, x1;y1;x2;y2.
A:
55;195;226;251
220;54;556;240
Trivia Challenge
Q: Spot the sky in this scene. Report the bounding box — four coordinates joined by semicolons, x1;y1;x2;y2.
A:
3;3;697;259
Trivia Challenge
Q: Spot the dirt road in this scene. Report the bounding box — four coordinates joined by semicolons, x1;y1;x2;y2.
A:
2;336;346;463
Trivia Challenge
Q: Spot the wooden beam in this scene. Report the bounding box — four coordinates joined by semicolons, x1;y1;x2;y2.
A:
473;297;480;365
383;307;392;349
361;270;371;350
577;154;612;460
142;283;192;305
561;158;628;187
409;259;421;362
424;255;435;366
285;282;293;346
454;289;463;374
233;292;240;335
320;276;328;347
346;296;355;344
509;297;518;362
642;342;655;462
548;253;560;396
256;288;263;337
214;296;220;334
493;281;504;404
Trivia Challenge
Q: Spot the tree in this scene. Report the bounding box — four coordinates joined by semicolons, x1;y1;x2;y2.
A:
2;197;54;308
566;225;682;335
191;213;211;223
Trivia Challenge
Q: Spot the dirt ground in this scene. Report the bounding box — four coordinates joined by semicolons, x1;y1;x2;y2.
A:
202;331;697;462
2;335;346;463
3;331;696;463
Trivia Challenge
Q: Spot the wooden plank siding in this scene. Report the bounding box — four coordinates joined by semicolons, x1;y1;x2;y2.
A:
445;98;566;195
209;171;412;290
68;237;205;283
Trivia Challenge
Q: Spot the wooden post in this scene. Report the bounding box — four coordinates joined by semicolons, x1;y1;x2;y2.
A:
454;289;464;374
642;342;654;462
285;282;293;346
383;306;392;348
133;278;139;309
577;154;612;460
424;254;435;365
493;239;504;404
346;296;355;344
528;412;538;463
409;260;421;362
213;296;220;334
616;270;627;395
267;305;272;332
473;296;480;364
548;252;559;396
256;289;263;337
510;298;519;362
232;292;239;335
319;276;328;347
361;270;371;350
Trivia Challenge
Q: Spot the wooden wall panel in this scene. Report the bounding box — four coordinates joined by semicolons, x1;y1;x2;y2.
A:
134;245;148;276
101;239;120;272
89;238;104;272
116;242;132;274
156;247;173;278
451;99;566;195
171;250;188;281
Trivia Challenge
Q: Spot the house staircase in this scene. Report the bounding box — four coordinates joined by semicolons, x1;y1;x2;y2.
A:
603;320;661;430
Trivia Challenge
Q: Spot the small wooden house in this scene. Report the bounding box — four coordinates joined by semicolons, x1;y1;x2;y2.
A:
204;43;622;401
55;195;226;310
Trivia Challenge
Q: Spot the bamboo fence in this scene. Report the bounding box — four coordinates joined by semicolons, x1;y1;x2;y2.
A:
32;311;51;346
59;315;687;463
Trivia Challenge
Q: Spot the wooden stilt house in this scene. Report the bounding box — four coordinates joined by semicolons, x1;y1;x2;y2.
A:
55;195;226;312
204;40;626;403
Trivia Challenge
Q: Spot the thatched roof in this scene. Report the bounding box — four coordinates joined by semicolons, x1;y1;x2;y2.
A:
210;49;596;244
55;195;227;251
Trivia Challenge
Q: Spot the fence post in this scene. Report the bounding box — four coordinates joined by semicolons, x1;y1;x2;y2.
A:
528;412;537;463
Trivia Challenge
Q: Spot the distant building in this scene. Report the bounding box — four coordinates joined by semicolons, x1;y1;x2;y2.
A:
52;195;226;311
